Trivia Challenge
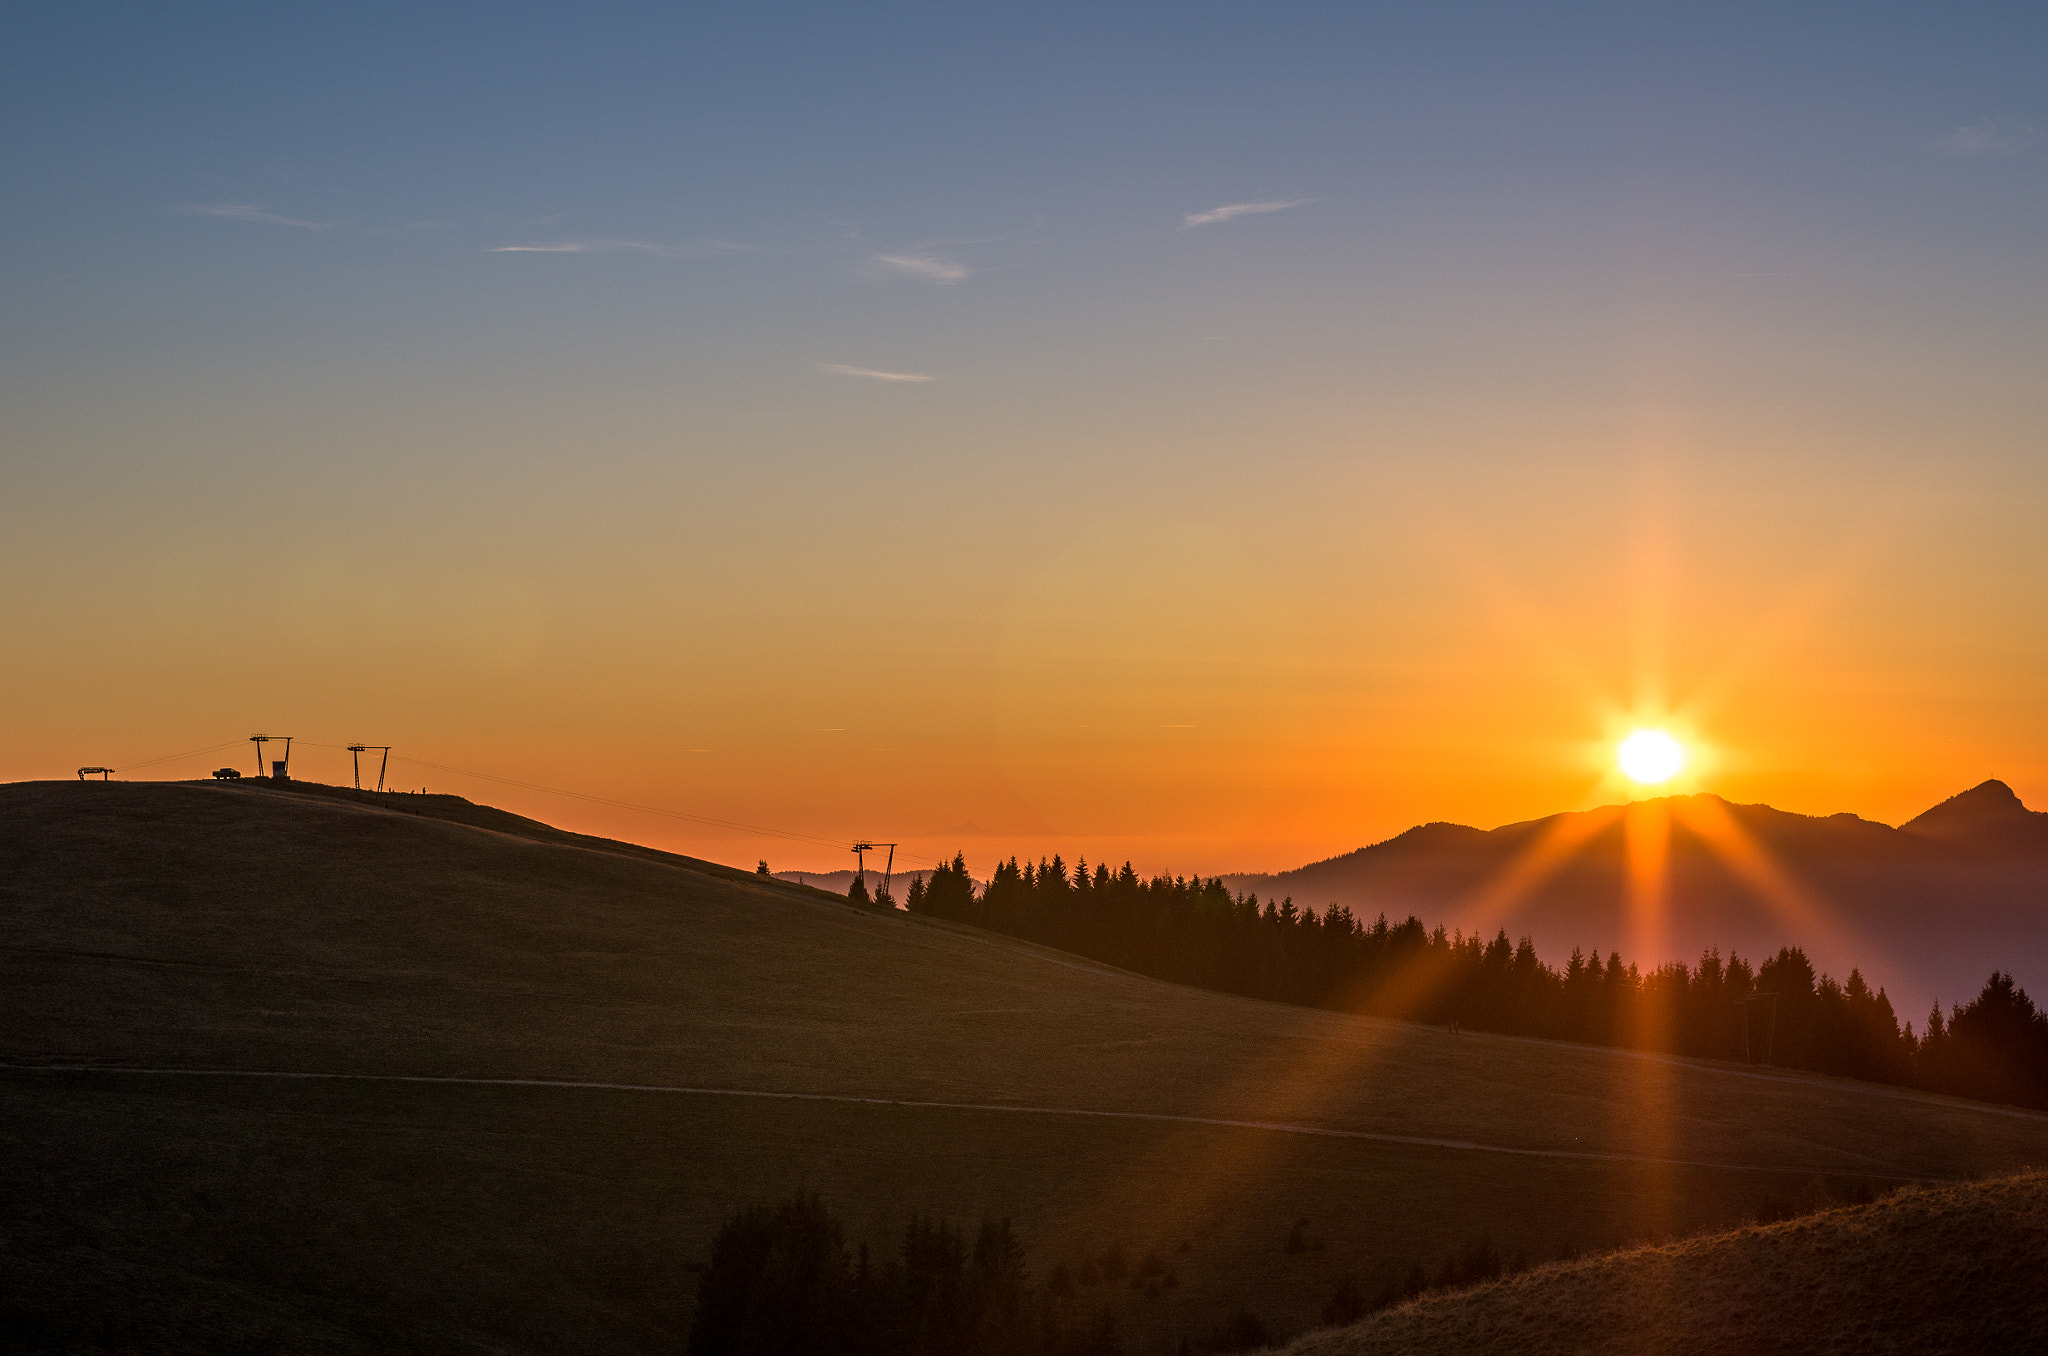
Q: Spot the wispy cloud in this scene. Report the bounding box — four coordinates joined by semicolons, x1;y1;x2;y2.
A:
490;241;634;254
174;203;334;230
488;238;762;258
873;252;968;283
815;363;934;383
1928;121;2041;159
365;219;456;238
1180;197;1314;229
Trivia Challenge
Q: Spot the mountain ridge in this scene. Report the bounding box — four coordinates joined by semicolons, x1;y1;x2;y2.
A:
1902;778;2048;854
1222;783;2048;1019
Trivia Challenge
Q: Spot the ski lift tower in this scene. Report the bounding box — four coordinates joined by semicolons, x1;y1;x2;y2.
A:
850;841;898;904
249;733;293;780
1736;992;1779;1065
345;744;392;792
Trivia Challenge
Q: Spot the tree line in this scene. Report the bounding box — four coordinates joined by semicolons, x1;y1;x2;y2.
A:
693;1170;1904;1353
690;1194;1117;1356
898;854;2048;1111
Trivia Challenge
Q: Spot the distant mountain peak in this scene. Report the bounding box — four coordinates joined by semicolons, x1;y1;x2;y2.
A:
1903;779;2048;853
1911;778;2027;820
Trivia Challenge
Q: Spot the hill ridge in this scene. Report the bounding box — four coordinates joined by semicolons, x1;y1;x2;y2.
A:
1284;1170;2048;1356
154;775;858;902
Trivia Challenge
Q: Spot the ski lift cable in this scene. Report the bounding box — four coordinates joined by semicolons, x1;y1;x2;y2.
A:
294;739;857;849
111;739;251;773
380;750;945;867
86;734;943;871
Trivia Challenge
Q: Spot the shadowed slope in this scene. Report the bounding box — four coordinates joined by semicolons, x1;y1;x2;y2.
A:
7;779;2048;1352
1285;1171;2048;1356
5;777;2045;1175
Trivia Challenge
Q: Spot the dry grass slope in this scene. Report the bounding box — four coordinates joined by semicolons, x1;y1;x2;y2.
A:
6;779;2048;1352
1286;1171;2048;1356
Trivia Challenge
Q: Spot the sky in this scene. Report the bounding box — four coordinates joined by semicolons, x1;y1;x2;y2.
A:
3;2;2045;878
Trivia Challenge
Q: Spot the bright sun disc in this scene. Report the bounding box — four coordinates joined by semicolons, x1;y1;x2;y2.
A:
1618;729;1684;784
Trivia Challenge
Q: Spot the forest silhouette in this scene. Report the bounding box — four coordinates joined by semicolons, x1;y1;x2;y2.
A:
687;1193;1532;1356
690;1195;1120;1356
902;855;2048;1110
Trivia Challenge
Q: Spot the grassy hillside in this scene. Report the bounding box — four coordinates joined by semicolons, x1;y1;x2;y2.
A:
5;778;2048;1353
1284;1170;2048;1356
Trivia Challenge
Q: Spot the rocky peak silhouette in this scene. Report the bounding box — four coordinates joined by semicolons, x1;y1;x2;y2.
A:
1903;779;2048;854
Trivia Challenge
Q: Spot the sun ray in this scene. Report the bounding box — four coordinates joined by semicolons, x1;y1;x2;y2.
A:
1674;517;1898;733
1361;802;1620;1022
1436;529;1626;732
1624;798;1673;968
1672;794;1874;975
1060;506;1897;1253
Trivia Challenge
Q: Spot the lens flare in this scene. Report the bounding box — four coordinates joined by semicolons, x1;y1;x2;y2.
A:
1618;729;1684;784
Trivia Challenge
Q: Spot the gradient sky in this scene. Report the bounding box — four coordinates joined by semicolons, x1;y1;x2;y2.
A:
4;3;2045;877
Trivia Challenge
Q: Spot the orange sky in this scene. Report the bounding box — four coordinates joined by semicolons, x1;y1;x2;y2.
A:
9;406;2043;879
5;8;2044;880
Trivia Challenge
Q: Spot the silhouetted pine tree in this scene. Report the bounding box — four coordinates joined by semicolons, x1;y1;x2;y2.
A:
690;1194;856;1356
910;853;978;924
857;846;2048;1112
695;1196;1112;1356
1922;973;2048;1108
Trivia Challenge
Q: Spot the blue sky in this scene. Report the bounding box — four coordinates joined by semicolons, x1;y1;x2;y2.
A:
3;2;2045;870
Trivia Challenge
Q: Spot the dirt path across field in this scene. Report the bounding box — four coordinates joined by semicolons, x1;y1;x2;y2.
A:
2;1062;1940;1182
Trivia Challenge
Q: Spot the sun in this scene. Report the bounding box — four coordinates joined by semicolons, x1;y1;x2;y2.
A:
1618;728;1685;785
